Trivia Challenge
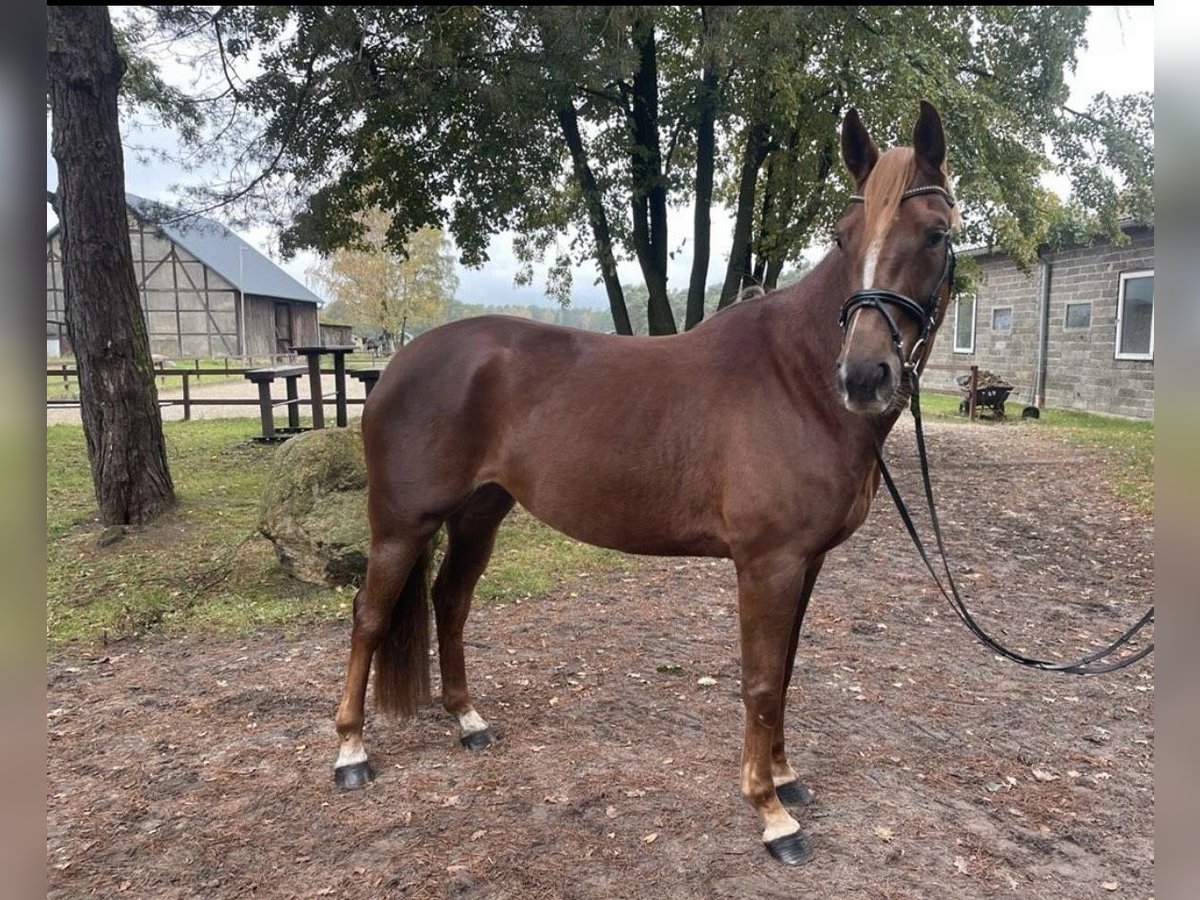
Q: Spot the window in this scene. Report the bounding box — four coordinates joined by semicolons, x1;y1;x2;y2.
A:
991;307;1013;332
953;293;976;353
1116;271;1154;359
1064;302;1092;329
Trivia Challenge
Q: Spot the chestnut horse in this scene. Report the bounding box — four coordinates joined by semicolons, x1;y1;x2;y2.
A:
333;101;959;864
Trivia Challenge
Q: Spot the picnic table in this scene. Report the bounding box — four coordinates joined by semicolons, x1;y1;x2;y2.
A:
243;365;307;441
292;344;357;428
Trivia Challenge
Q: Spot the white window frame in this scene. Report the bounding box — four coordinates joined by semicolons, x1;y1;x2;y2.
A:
990;306;1013;332
953;293;976;353
1115;270;1154;361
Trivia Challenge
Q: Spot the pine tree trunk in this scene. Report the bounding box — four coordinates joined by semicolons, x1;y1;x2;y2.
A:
48;5;176;528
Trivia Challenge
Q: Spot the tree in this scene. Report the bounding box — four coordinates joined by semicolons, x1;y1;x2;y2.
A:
310;210;458;349
47;6;175;529
134;7;1153;334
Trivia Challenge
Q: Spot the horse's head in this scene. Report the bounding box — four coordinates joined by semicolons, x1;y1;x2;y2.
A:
834;101;959;415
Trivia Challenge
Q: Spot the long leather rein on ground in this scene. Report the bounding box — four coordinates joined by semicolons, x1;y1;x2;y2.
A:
875;373;1154;675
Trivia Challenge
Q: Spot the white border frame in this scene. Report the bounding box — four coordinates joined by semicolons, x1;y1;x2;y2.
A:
1115;270;1154;360
953;293;976;353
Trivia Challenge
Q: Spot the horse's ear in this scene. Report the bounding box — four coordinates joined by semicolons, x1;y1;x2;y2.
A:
913;100;946;173
841;107;879;188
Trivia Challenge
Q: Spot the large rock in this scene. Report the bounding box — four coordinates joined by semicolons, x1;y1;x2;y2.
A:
259;427;370;586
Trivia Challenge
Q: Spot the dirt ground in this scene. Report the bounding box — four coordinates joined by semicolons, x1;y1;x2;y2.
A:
46;418;1153;899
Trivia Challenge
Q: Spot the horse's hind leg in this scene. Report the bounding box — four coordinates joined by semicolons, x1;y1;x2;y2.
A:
333;533;433;789
432;484;515;750
772;553;825;809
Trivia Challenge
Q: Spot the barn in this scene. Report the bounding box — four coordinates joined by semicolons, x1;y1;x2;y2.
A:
923;222;1154;419
47;195;323;359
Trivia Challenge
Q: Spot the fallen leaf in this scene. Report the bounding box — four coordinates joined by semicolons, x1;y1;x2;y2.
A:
544;794;569;805
1101;882;1118;892
697;676;717;686
954;855;969;874
1032;768;1059;782
643;832;658;844
606;805;618;819
873;826;894;842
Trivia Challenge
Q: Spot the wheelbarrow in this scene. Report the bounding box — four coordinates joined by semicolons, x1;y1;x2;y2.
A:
956;371;1014;419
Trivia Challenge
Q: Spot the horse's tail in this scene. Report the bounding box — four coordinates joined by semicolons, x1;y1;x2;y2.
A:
374;542;434;717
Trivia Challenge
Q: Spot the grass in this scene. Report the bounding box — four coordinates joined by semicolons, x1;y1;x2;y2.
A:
919;390;1154;514
46;418;623;652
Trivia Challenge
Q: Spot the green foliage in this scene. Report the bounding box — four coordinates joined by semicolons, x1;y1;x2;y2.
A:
308;211;458;342
130;7;1152;332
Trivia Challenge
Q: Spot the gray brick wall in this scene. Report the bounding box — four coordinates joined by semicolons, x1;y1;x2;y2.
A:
923;227;1154;419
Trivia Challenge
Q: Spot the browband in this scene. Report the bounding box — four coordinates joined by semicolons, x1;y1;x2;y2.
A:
849;185;956;207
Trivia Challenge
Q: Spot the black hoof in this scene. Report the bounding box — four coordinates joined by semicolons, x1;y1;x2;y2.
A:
775;779;814;807
764;830;814;866
333;760;375;790
460;728;493;751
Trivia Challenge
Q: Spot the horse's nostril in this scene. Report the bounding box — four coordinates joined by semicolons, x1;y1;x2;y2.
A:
875;363;890;389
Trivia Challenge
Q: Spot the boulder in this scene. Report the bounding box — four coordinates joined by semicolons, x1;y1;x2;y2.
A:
259;427;370;586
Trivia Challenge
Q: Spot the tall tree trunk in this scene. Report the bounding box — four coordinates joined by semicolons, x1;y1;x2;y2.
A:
719;120;769;308
556;104;633;335
48;5;176;528
762;132;837;290
629;15;676;335
686;7;721;331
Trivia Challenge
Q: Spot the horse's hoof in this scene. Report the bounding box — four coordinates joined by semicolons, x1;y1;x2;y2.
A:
460;728;493;751
333;760;375;790
764;830;814;866
775;779;814;807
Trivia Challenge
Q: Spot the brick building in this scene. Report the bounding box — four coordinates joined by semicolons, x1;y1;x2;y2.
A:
923;223;1154;419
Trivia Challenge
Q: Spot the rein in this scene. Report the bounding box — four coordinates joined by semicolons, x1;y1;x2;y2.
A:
873;377;1154;675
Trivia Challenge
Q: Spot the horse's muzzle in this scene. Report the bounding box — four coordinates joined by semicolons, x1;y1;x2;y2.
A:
838;360;896;413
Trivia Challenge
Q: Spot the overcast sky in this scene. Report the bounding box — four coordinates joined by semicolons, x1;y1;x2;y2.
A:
45;6;1154;310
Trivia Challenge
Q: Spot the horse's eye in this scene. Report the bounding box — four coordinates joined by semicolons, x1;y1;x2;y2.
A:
927;231;946;248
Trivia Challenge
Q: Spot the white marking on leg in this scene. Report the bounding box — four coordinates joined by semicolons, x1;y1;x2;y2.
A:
773;770;799;788
336;739;368;769
762;812;802;843
457;708;489;736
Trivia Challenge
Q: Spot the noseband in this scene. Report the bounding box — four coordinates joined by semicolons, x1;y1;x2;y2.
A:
837;185;957;372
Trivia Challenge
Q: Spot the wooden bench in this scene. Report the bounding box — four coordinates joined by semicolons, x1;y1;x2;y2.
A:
244;365;307;440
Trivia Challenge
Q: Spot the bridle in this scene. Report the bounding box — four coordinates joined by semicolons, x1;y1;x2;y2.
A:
837;185;957;374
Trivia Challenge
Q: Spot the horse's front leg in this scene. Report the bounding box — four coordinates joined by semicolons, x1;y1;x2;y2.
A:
772;553;825;809
735;549;816;865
